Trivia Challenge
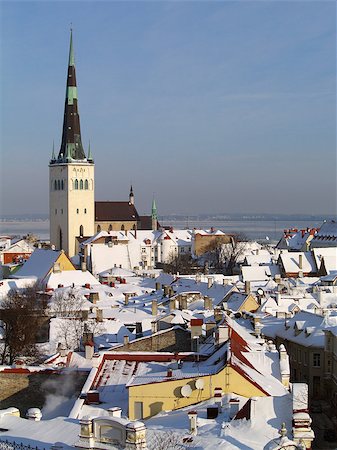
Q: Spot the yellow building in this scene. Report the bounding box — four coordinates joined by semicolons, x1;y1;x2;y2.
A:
126;321;287;420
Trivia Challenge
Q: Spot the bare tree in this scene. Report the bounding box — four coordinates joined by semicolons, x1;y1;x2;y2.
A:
50;288;104;351
204;234;248;275
50;288;86;350
0;284;46;364
163;252;200;275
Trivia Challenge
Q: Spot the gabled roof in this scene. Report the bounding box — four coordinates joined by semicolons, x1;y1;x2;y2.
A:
13;249;72;282
279;252;317;274
95;201;140;222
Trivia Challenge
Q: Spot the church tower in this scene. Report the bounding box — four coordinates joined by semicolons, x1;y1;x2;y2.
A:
49;30;94;257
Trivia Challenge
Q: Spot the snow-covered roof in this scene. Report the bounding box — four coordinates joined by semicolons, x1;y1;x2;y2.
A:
13;249;64;281
261;311;337;348
44;270;99;289
279;252;317;274
241;265;280;283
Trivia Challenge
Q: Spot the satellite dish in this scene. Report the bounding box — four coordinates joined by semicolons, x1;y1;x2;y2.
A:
181;385;192;398
195;378;204;390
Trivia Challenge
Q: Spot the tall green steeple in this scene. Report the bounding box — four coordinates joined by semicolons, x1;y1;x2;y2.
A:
151;198;157;220
151;197;158;231
54;29;87;163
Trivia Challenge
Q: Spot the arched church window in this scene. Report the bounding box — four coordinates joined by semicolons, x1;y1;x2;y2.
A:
108;224;113;231
79;225;84;237
61;180;64;190
84;179;89;190
74;179;79;190
57;180;61;190
54;180;57;190
121;224;125;231
80;180;84;190
97;225;101;232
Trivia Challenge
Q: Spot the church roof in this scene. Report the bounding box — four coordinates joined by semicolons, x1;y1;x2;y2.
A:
95;201;140;222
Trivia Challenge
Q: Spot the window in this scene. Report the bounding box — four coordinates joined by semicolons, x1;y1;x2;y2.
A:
76;209;79;214
54;180;57;190
55;209;57;215
57;180;61;190
79;225;84;236
84;208;87;214
108;224;112;231
121;224;125;231
84;179;89;190
313;353;321;367
74;179;79;190
61;209;63;214
61;180;64;190
80;179;83;190
298;349;302;364
97;225;101;232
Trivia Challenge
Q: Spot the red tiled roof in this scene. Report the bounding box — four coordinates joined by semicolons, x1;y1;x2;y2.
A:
95;201;140;222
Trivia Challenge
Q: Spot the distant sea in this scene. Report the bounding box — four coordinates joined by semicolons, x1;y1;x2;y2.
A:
0;216;330;243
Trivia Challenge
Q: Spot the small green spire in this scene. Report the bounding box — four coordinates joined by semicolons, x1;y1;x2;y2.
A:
51;140;56;160
87;140;93;161
68;28;75;67
151;197;157;220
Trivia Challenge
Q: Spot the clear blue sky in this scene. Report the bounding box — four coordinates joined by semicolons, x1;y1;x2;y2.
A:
0;1;336;216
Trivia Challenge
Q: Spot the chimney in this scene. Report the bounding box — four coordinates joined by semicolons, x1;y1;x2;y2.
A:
205;320;216;336
89;292;99;304
245;281;251;295
223;278;229;286
204;296;212;310
188;411;198;435
96;309;103;322
190;318;203;339
108;407;122;418
214;307;223;322
169;298;176;311
279;344;290;388
86;390;100;404
214;387;223;412
208;277;214;289
216;324;229;345
151;321;158;334
195;274;201;283
180;295;188;310
124;293;130;305
167;368;173;378
155;282;161;291
152;300;158;316
26;408;42;421
229;398;240;419
85;341;94;360
123;335;129;346
298;254;303;270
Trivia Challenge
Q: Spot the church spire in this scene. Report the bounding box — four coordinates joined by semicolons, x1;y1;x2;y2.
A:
129;185;134;205
56;29;87;162
87;140;93;162
151;197;158;231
